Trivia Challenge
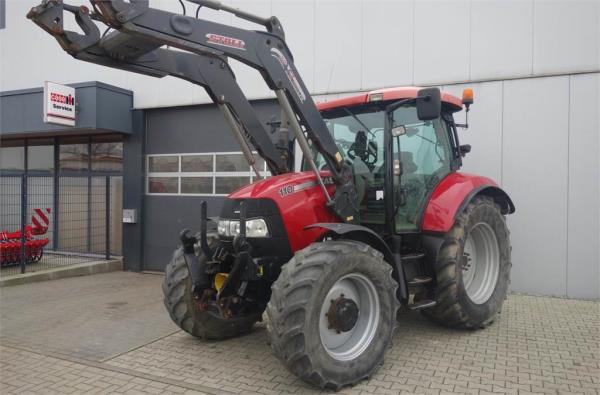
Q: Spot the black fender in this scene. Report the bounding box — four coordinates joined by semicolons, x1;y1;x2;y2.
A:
456;186;515;219
305;223;408;299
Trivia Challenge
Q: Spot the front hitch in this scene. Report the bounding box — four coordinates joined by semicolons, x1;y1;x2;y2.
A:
178;201;214;300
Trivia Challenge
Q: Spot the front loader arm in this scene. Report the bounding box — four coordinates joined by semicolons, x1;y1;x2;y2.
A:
91;0;360;223
28;0;360;222
27;0;291;175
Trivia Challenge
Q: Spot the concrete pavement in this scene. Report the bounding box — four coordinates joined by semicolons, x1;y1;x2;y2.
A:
0;271;598;394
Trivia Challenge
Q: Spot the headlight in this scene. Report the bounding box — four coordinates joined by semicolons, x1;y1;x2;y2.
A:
246;218;269;237
217;218;270;238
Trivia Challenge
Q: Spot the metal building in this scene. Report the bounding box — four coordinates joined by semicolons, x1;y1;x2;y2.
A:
0;0;598;298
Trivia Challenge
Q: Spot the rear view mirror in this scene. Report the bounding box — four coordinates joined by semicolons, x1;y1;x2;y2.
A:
417;88;441;121
391;125;406;137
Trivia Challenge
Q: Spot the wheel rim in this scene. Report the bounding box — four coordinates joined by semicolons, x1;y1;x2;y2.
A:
319;273;379;361
462;222;500;304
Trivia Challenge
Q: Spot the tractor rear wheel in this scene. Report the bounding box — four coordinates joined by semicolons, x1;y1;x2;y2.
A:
267;241;399;390
424;196;511;329
162;241;261;340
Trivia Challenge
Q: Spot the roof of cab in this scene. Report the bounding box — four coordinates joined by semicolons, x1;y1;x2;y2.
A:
316;86;463;112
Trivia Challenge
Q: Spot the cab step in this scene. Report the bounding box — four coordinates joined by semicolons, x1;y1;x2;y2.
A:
408;276;433;286
409;299;437;311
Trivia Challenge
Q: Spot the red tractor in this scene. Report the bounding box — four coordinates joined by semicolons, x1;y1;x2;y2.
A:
29;0;514;389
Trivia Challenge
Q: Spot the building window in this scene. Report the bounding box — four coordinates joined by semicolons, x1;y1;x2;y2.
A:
181;155;212;172
0;139;25;172
91;135;123;172
146;152;269;196
59;137;89;172
181;177;212;194
216;153;248;172
148;177;178;194
27;138;55;172
215;176;251;194
149;156;178;172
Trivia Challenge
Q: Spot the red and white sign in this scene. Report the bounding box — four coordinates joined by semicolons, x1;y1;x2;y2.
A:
43;81;76;126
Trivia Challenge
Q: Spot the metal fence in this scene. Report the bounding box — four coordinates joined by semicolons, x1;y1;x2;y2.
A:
0;175;122;277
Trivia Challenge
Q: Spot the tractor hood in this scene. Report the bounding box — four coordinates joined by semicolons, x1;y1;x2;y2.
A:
226;171;338;252
228;171;335;200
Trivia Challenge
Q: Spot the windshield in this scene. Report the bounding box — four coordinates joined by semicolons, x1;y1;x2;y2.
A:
307;104;453;230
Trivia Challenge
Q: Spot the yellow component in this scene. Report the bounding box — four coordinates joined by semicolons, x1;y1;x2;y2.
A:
258;265;264;277
335;152;343;163
346;216;354;222
214;273;229;292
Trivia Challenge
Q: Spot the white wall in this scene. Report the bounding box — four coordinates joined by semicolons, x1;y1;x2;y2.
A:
442;74;599;299
1;1;598;107
1;0;598;298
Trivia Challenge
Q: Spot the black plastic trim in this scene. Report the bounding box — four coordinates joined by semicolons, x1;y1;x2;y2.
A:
456;186;516;219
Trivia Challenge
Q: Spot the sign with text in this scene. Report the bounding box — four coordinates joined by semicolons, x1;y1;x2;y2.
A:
43;81;76;126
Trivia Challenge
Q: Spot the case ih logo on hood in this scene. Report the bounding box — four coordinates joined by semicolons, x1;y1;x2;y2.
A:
50;92;74;106
205;34;246;50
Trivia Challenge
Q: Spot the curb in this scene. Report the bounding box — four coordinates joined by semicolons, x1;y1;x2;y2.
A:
0;259;123;287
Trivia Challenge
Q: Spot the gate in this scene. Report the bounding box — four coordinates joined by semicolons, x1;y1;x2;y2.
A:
0;175;122;277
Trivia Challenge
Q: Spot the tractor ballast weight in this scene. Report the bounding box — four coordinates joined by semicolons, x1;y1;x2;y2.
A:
28;1;515;390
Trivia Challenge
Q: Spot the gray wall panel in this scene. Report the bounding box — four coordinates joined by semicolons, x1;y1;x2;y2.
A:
143;195;224;271
361;0;413;90
567;74;600;299
502;76;569;296
1;82;132;136
414;1;470;85
442;81;503;183
143;99;280;270
313;0;362;93
470;1;533;80
146;100;280;155
533;1;599;75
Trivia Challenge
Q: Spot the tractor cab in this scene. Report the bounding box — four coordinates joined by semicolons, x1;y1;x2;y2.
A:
314;87;465;234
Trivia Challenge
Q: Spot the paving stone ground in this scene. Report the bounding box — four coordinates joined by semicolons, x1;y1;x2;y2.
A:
1;272;598;394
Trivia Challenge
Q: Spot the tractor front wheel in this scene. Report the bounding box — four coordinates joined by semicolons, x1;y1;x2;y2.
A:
424;196;511;329
267;241;399;390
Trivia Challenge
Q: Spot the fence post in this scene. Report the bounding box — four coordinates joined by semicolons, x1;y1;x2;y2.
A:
105;176;110;260
20;174;27;274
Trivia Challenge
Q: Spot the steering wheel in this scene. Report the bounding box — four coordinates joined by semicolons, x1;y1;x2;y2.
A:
347;144;377;166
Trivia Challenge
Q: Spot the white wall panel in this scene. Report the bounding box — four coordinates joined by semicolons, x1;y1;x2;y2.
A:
502;76;569;296
567;74;599;299
272;0;316;93
533;0;600;75
470;1;533;80
314;0;362;93
361;1;413;90
443;82;503;183
413;1;470;85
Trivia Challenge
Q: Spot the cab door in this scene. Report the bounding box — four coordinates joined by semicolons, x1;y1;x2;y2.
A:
392;111;453;232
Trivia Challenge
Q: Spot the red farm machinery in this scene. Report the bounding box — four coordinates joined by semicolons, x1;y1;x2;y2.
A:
1;208;51;266
29;0;515;389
